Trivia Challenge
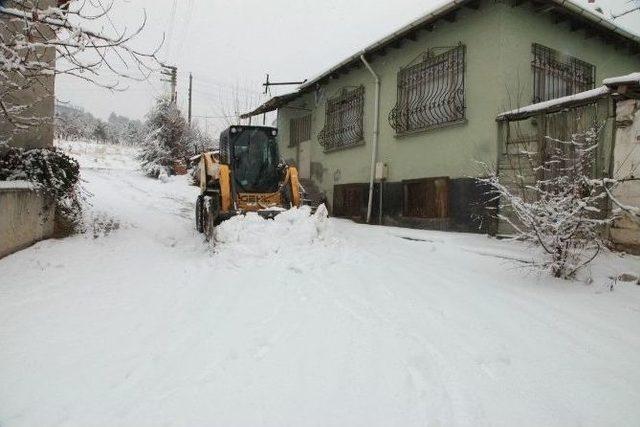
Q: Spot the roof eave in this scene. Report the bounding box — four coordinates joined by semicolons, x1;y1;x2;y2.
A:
240;92;300;119
299;0;470;91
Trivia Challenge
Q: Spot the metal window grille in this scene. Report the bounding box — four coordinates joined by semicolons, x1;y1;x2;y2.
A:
289;115;311;147
531;43;595;103
318;86;364;152
389;45;465;134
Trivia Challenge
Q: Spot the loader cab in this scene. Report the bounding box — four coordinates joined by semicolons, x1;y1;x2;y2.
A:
220;125;280;193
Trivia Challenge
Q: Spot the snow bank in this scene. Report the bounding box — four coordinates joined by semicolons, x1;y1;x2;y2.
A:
214;204;333;260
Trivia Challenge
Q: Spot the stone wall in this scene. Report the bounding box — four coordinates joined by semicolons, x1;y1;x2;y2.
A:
0;183;55;259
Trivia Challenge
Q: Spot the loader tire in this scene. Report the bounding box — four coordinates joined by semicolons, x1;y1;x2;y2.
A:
195;195;204;233
204;195;220;242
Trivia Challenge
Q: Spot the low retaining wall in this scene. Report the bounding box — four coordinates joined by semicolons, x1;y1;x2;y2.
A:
0;181;55;259
331;178;497;234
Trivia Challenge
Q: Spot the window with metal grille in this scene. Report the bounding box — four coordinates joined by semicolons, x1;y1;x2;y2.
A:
389;45;465;134
403;177;449;218
531;43;595;103
289;115;311;147
318;86;364;152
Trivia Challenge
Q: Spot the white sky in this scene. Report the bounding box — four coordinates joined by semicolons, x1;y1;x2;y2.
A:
56;0;640;136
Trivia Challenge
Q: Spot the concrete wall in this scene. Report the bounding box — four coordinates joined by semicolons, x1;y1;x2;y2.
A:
0;1;57;259
0;184;55;259
610;99;640;251
277;0;640;227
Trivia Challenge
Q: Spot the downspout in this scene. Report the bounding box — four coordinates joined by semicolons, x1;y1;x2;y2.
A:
360;54;380;224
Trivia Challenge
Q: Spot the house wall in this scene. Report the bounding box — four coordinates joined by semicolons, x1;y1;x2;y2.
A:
0;0;56;149
500;3;640;110
277;0;640;231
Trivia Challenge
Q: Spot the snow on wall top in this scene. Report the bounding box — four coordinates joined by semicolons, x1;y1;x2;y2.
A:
498;69;640;121
603;72;640;87
0;180;37;191
497;86;611;121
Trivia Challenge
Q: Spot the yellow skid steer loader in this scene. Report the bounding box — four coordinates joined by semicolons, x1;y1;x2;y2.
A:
196;125;302;240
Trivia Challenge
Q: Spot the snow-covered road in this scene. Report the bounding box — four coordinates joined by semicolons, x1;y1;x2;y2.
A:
1;143;640;426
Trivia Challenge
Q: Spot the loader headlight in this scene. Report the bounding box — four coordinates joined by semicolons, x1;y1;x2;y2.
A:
271;129;278;136
230;127;237;134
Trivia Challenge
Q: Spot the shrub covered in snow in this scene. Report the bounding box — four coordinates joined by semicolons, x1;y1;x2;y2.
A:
482;127;610;279
0;144;83;232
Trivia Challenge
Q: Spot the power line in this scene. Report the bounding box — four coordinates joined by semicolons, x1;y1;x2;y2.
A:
191;76;263;95
175;0;196;59
164;0;179;57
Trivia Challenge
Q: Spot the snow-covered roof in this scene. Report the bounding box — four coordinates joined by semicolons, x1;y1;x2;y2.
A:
497;86;611;121
243;0;640;118
297;0;640;92
498;70;640;121
240;92;300;119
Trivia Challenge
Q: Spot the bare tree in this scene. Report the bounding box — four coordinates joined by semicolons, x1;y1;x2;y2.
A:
0;0;161;143
215;83;266;128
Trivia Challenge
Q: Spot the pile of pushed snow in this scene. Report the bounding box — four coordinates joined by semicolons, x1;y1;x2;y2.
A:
213;204;333;260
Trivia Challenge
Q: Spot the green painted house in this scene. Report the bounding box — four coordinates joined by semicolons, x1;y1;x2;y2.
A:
242;0;640;233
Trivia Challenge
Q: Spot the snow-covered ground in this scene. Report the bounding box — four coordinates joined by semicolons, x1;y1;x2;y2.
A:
1;141;640;426
56;139;139;171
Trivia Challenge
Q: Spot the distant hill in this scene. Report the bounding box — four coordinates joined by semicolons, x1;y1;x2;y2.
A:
55;103;144;145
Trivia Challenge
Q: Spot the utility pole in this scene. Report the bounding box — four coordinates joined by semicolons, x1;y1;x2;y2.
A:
188;73;193;125
160;64;178;103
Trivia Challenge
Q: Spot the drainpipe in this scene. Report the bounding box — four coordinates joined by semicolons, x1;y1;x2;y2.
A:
360;54;380;224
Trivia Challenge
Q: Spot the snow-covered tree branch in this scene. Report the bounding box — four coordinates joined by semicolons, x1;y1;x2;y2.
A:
0;0;161;143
